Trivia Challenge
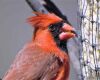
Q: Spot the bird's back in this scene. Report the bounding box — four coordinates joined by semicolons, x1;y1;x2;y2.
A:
3;42;69;80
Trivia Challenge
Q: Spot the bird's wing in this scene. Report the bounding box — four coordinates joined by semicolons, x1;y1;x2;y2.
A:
3;43;67;80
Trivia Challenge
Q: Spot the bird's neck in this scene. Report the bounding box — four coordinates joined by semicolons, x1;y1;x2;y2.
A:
33;29;68;53
33;29;68;61
33;29;58;51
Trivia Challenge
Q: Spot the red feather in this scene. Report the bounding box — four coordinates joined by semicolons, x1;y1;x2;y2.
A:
2;13;76;80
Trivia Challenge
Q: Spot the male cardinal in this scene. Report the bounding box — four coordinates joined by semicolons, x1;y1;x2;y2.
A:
3;13;76;80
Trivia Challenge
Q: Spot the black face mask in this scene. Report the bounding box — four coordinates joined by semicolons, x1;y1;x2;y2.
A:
48;21;68;53
49;21;64;36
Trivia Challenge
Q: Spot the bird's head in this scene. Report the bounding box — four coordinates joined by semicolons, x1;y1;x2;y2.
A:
28;13;77;41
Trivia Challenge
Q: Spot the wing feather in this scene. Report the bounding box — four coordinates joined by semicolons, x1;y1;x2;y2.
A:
3;43;62;80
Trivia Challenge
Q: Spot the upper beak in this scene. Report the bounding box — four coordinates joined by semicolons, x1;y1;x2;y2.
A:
59;23;78;40
62;23;77;37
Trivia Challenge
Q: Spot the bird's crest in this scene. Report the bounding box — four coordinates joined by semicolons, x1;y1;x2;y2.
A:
27;12;62;28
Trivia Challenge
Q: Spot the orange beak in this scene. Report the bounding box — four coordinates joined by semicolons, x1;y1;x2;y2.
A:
59;23;77;40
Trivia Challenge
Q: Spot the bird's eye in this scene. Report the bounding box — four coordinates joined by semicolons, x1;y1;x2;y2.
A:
48;21;65;32
49;24;56;31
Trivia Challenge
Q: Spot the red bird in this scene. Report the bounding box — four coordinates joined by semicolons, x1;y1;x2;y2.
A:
3;13;76;80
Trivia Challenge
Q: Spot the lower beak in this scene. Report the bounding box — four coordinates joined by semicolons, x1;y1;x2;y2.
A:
62;23;77;37
59;24;77;40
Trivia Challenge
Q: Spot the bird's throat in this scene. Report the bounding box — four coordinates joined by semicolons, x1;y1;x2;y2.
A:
34;30;68;53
